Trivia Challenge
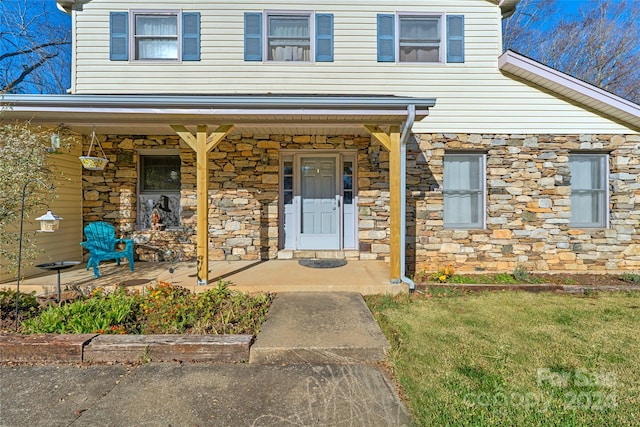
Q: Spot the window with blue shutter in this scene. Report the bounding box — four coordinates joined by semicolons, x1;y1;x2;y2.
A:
377;14;395;62
315;14;334;62
182;12;201;61
446;15;464;63
110;12;129;61
244;12;263;61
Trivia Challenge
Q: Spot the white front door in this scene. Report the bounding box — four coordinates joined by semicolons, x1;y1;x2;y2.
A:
298;156;340;249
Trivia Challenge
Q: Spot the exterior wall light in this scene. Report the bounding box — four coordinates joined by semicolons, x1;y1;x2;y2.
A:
261;152;269;166
368;146;379;168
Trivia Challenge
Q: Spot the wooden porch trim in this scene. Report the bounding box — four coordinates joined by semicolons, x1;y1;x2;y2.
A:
367;124;401;282
171;124;235;284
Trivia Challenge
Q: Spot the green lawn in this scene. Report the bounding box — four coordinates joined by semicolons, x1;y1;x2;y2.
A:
366;290;640;426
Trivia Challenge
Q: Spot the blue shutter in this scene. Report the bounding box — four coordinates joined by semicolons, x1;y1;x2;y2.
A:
244;12;262;61
377;14;395;62
446;15;464;63
182;12;201;61
315;14;334;62
110;12;128;61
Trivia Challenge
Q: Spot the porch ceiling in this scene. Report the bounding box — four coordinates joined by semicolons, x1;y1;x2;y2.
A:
1;94;435;136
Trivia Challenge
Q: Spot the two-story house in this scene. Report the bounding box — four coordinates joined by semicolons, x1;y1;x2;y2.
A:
3;0;639;287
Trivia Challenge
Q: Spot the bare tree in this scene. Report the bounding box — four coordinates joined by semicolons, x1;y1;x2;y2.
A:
0;0;71;94
504;0;640;104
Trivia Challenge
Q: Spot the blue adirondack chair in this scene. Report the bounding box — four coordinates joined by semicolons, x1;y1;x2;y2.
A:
80;222;135;278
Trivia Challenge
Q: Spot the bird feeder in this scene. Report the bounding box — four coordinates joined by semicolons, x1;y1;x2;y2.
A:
35;210;63;232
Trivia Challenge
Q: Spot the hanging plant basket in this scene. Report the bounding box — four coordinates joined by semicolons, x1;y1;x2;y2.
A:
79;156;109;171
80;130;108;171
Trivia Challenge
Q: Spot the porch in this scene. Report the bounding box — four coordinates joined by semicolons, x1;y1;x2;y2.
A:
9;259;405;297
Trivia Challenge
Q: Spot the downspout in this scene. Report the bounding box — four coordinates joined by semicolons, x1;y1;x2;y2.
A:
400;105;416;292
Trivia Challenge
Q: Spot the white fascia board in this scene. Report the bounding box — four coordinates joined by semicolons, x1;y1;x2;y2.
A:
1;94;435;110
1;94;435;122
499;50;640;132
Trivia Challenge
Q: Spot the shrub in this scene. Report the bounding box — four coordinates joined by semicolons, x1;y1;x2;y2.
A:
512;264;531;282
0;288;42;327
621;273;640;284
22;288;140;334
19;282;272;335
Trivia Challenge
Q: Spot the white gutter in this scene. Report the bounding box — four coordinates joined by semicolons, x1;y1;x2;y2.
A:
399;105;416;292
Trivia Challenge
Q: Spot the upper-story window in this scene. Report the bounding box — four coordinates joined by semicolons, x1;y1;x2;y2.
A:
399;15;442;62
377;13;464;63
244;11;334;62
267;13;311;61
133;12;179;60
110;11;200;62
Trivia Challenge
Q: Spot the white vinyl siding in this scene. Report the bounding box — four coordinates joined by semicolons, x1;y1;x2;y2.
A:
72;0;635;134
443;153;485;229
569;154;609;228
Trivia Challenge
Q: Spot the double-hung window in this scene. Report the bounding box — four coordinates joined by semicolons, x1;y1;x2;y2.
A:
569;154;609;228
443;153;485;229
244;11;334;62
377;13;464;63
110;11;200;61
267;13;311;61
398;15;442;62
133;12;179;60
138;154;182;230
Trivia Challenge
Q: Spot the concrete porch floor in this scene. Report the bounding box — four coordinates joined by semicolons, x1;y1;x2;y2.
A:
4;259;407;296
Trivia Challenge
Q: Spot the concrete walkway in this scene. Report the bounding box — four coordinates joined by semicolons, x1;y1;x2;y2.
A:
251;292;391;364
1;292;410;426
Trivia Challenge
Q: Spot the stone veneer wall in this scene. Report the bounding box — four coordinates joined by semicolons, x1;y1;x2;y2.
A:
408;133;640;274
81;133;389;262
81;132;640;273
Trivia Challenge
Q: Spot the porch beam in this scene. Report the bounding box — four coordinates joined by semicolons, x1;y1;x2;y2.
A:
363;125;392;151
171;124;235;285
170;125;197;150
389;125;401;282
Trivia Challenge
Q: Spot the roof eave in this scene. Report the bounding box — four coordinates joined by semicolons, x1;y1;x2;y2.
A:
499;50;640;132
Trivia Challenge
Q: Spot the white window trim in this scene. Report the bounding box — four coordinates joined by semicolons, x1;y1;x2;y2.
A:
263;10;315;63
396;12;445;64
443;153;486;230
130;9;182;62
569;153;610;229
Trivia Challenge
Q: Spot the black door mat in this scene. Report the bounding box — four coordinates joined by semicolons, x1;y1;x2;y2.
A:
298;259;348;269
